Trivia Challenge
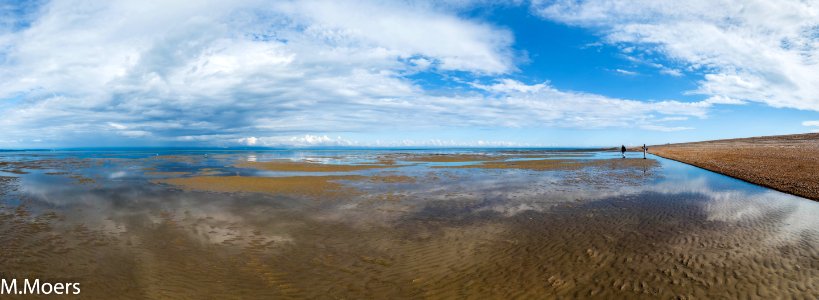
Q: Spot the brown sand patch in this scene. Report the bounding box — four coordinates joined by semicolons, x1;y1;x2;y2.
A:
0;169;28;174
367;175;416;184
0;158;95;181
651;133;819;200
41;170;96;184
145;171;190;177
153;175;363;198
69;174;95;185
0;176;18;197
45;171;70;175
0;205;293;299
444;195;819;299
236;160;391;172
196;168;222;176
0;158;90;171
375;157;398;165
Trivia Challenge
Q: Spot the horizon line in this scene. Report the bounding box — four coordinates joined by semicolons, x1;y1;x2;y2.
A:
0;146;622;152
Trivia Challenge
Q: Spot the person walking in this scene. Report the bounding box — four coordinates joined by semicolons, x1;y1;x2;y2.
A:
642;144;647;159
620;145;626;158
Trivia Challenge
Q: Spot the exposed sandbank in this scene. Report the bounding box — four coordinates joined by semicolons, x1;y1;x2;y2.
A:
236;160;391;172
145;171;191;177
651;133;819;200
394;154;506;162
156;157;659;197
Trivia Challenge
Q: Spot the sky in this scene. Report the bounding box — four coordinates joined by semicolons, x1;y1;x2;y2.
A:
1;0;818;148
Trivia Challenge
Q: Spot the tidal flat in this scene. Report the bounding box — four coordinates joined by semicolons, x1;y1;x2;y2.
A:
0;149;816;299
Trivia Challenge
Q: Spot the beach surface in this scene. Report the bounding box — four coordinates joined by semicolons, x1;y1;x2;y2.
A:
650;133;819;200
0;149;816;298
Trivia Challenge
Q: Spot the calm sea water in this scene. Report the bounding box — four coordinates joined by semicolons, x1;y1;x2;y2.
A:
0;149;816;298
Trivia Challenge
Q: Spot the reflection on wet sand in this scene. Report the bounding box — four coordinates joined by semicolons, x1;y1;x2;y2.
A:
0;150;816;299
154;175;363;198
236;160;392;172
434;157;656;171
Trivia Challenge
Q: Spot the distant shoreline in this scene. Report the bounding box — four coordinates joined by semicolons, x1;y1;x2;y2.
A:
650;133;819;201
0;147;614;152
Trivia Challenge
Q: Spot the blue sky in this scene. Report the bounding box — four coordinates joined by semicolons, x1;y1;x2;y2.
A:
1;0;818;148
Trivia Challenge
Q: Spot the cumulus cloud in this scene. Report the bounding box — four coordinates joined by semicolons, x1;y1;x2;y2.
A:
275;0;516;74
0;0;517;145
533;0;819;111
0;0;731;147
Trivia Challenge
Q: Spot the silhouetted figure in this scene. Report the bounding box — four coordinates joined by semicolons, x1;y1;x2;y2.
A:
642;144;647;159
620;145;626;158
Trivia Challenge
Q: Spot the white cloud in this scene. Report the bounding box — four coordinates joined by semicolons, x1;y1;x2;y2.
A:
469;79;712;129
409;57;432;70
0;1;730;147
238;137;258;146
470;78;549;93
658;68;682;77
118;130;152;138
243;135;357;147
614;68;638;76
0;0;518;146
276;0;515;74
802;121;819;127
237;135;528;148
703;95;746;105
107;122;128;130
533;0;819;111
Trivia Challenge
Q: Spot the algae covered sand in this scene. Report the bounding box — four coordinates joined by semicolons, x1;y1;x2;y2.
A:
0;149;816;299
651;133;819;200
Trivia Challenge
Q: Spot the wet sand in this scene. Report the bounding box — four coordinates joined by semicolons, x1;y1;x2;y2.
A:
395;154;506;162
154;175;364;198
438;157;657;171
0;150;816;298
236;160;391;172
651;133;819;200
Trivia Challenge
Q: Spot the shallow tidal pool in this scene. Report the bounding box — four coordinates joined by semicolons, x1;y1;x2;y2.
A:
0;149;816;299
